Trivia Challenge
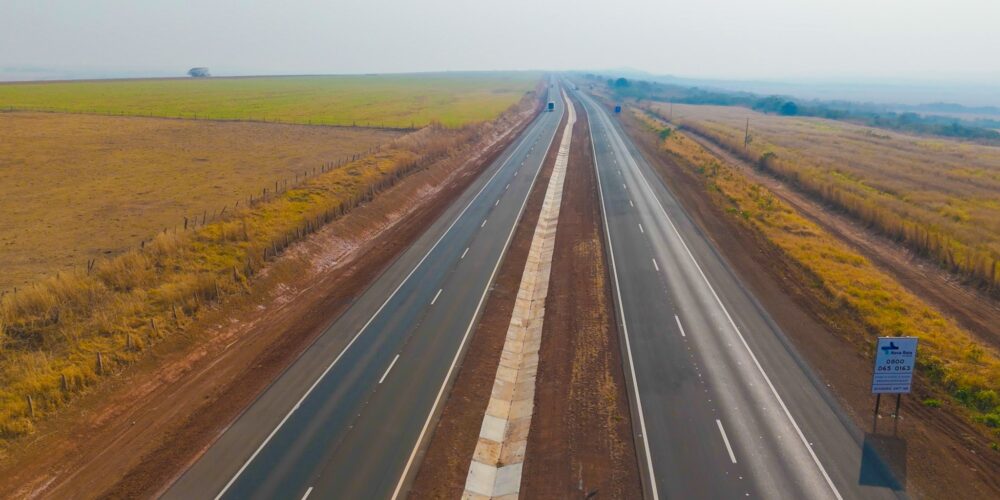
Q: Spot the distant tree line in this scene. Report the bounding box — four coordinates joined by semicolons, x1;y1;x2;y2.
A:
582;74;1000;142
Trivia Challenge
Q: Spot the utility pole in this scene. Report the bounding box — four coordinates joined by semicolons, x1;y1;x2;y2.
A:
743;118;751;150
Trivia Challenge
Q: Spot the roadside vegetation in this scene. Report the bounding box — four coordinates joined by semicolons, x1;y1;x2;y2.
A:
585;74;1000;141
632;110;1000;439
0;85;542;443
0;73;540;128
647;103;1000;293
0;112;398;290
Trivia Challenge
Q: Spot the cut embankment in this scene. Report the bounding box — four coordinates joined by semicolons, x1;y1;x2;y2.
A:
671;119;1000;353
620;110;1000;498
0;90;543;498
647;102;1000;295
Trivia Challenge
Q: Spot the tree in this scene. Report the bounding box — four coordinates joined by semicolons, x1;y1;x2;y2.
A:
614;77;630;88
779;101;799;116
187;67;211;78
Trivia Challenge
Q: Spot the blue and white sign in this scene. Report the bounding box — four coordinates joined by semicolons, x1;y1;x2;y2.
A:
871;337;918;394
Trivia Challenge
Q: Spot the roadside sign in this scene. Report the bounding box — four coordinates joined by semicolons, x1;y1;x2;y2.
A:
871;337;918;394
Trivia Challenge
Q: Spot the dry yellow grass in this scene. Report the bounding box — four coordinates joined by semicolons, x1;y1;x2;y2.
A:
649;102;1000;290
0;88;542;443
641;112;1000;433
0;112;399;290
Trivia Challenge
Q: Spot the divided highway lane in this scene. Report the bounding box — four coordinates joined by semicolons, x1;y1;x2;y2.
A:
165;86;565;500
575;89;901;499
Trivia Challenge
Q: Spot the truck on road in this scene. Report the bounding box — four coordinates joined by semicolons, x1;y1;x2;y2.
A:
547;101;555;112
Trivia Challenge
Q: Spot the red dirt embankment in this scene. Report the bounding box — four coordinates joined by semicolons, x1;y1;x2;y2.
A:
0;100;539;500
520;98;642;498
621;113;1000;499
681;126;1000;352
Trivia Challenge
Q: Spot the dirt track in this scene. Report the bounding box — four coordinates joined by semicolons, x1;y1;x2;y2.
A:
680;126;1000;352
0;103;537;500
621;114;1000;499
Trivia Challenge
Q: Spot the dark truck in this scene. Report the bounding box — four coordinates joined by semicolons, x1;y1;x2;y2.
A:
614;104;622;113
547;101;555;112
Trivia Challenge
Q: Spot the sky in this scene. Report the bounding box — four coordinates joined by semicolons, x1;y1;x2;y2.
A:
3;0;999;85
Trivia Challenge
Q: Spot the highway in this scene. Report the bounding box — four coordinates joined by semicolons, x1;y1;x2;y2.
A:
164;84;565;500
575;88;902;499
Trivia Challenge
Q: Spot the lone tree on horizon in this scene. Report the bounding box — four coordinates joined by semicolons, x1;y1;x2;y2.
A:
187;67;210;78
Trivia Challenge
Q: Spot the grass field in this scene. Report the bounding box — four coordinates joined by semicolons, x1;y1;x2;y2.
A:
0;72;541;128
649;102;1000;290
635;110;1000;437
0;112;399;290
0;83;540;443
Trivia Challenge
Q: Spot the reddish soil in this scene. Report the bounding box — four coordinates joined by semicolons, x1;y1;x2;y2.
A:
0;104;538;500
520;99;642;498
682;127;1000;352
621;114;1000;499
408;104;566;499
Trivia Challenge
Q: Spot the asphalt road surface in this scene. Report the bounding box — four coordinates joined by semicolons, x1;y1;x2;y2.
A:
575;88;903;500
164;84;565;500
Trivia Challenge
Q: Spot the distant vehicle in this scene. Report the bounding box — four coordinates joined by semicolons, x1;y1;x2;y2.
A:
187;67;210;78
547;101;555;112
614;104;622;114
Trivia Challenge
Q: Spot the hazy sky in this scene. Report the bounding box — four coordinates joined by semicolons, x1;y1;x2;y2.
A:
3;0;999;83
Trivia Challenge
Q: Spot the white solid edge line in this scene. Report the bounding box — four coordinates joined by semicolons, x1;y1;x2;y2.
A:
379;354;400;384
674;314;687;337
460;247;469;260
301;486;314;500
430;288;442;305
582;92;660;500
212;101;547;500
652;258;659;272
716;419;738;464
389;90;565;500
605;100;843;500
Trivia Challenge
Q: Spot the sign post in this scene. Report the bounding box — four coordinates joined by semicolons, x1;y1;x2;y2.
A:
871;337;918;420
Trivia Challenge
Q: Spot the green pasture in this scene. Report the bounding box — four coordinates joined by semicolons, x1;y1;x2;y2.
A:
0;72;540;128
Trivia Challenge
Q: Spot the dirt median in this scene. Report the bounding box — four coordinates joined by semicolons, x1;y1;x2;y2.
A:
519;98;643;498
620;113;1000;499
0;103;539;500
408;101;566;499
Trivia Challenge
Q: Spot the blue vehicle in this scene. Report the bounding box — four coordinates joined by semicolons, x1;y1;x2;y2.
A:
547;101;555;112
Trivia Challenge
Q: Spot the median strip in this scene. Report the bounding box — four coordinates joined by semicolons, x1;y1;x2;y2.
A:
462;91;575;499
